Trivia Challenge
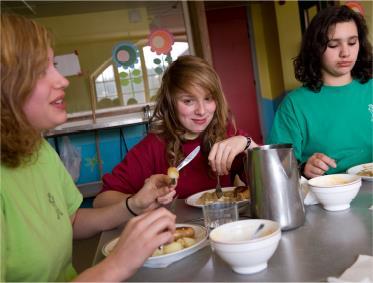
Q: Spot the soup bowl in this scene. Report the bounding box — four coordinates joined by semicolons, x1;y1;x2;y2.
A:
209;219;281;274
308;174;362;211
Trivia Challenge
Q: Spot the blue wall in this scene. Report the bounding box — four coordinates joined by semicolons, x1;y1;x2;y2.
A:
258;91;287;142
48;123;148;186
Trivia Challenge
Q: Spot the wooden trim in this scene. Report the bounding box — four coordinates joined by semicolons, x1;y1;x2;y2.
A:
186;1;213;64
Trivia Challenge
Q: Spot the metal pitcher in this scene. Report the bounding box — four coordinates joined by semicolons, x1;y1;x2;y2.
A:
247;144;305;230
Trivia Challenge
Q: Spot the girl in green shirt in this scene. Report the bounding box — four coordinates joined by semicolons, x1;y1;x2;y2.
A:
269;5;372;179
1;14;177;281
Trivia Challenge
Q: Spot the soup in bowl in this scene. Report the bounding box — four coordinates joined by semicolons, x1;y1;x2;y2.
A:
308;174;362;211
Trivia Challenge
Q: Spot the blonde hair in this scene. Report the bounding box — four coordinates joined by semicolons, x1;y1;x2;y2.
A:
150;55;234;166
1;14;52;168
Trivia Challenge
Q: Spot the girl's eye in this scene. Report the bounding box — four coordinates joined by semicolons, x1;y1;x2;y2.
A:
182;99;193;105
348;40;357;46
327;43;338;48
205;96;213;101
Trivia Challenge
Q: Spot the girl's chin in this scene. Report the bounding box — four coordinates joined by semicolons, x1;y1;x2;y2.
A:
184;132;200;140
50;116;67;129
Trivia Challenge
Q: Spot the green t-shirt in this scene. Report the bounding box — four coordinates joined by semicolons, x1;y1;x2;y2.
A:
268;79;373;174
1;140;83;281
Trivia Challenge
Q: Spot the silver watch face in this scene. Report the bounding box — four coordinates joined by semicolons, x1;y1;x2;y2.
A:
245;136;251;150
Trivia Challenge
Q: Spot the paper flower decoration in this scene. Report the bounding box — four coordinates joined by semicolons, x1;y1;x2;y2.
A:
148;29;174;55
345;1;365;16
112;42;139;68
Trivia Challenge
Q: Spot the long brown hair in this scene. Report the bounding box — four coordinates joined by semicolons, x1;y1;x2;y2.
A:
150;55;234;166
1;14;52;168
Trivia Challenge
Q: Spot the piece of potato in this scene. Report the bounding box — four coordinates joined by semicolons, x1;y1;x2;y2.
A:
177;237;196;248
167;167;179;179
152;247;164;257
163;241;184;254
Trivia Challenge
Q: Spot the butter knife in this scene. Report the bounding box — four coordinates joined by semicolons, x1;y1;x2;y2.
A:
177;145;200;171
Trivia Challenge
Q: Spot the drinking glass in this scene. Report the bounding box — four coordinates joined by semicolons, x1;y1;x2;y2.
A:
203;202;238;232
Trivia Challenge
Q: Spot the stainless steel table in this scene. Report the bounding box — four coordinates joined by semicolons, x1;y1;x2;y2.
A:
91;182;372;282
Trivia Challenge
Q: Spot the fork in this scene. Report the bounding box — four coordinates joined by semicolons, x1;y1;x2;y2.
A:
169;194;179;213
215;174;223;199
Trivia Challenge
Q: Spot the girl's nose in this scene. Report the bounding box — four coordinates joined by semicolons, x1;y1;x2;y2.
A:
195;101;206;115
340;43;350;58
56;70;69;89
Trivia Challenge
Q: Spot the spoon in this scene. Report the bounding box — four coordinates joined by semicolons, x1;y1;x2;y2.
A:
251;223;265;240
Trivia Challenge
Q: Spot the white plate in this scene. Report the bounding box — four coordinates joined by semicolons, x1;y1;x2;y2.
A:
102;223;208;268
347;163;373;181
185;186;250;208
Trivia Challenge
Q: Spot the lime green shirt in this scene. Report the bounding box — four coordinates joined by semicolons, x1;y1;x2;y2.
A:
268;79;373;174
1;140;83;281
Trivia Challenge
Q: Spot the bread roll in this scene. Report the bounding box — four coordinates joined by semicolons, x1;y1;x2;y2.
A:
174;227;195;240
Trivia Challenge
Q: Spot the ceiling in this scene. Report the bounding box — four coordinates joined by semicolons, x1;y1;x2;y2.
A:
0;1;181;18
1;1;256;18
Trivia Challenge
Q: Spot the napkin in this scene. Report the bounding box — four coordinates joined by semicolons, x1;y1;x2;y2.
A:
300;176;319;205
327;255;373;282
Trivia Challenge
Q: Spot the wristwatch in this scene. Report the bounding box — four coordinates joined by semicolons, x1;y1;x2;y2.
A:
244;136;252;151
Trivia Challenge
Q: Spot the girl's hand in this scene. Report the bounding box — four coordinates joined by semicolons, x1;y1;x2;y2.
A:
130;174;177;214
107;208;176;280
304;153;337;179
208;136;248;175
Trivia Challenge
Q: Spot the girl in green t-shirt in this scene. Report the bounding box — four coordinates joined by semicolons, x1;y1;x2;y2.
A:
1;14;177;281
269;5;372;179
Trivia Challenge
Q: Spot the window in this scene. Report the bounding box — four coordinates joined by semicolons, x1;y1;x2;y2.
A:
93;41;189;109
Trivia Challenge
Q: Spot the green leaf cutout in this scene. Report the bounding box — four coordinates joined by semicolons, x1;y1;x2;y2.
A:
119;72;128;79
120;79;129;86
153;58;161;65
127;98;138;105
133;77;142;84
155;67;163;75
165;55;173;64
132;69;141;76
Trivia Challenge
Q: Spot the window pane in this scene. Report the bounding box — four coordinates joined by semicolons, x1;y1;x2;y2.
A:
95;82;105;98
148;74;161;90
102;65;115;81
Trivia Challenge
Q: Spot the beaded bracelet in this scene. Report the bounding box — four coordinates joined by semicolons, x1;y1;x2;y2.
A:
125;195;138;216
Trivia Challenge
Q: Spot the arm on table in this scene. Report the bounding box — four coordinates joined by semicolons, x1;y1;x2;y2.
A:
73;208;176;282
72;174;176;239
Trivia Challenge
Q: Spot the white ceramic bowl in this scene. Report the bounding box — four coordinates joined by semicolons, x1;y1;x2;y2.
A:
209;219;281;274
308;174;362;211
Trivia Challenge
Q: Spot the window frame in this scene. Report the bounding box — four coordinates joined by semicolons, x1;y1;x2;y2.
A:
90;39;189;113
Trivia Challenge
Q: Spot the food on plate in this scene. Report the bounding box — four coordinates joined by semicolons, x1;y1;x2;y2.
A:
177;237;196;248
167;167;179;184
174;226;195;240
196;186;250;205
162;241;184;254
104;227;198;258
151;226;196;257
